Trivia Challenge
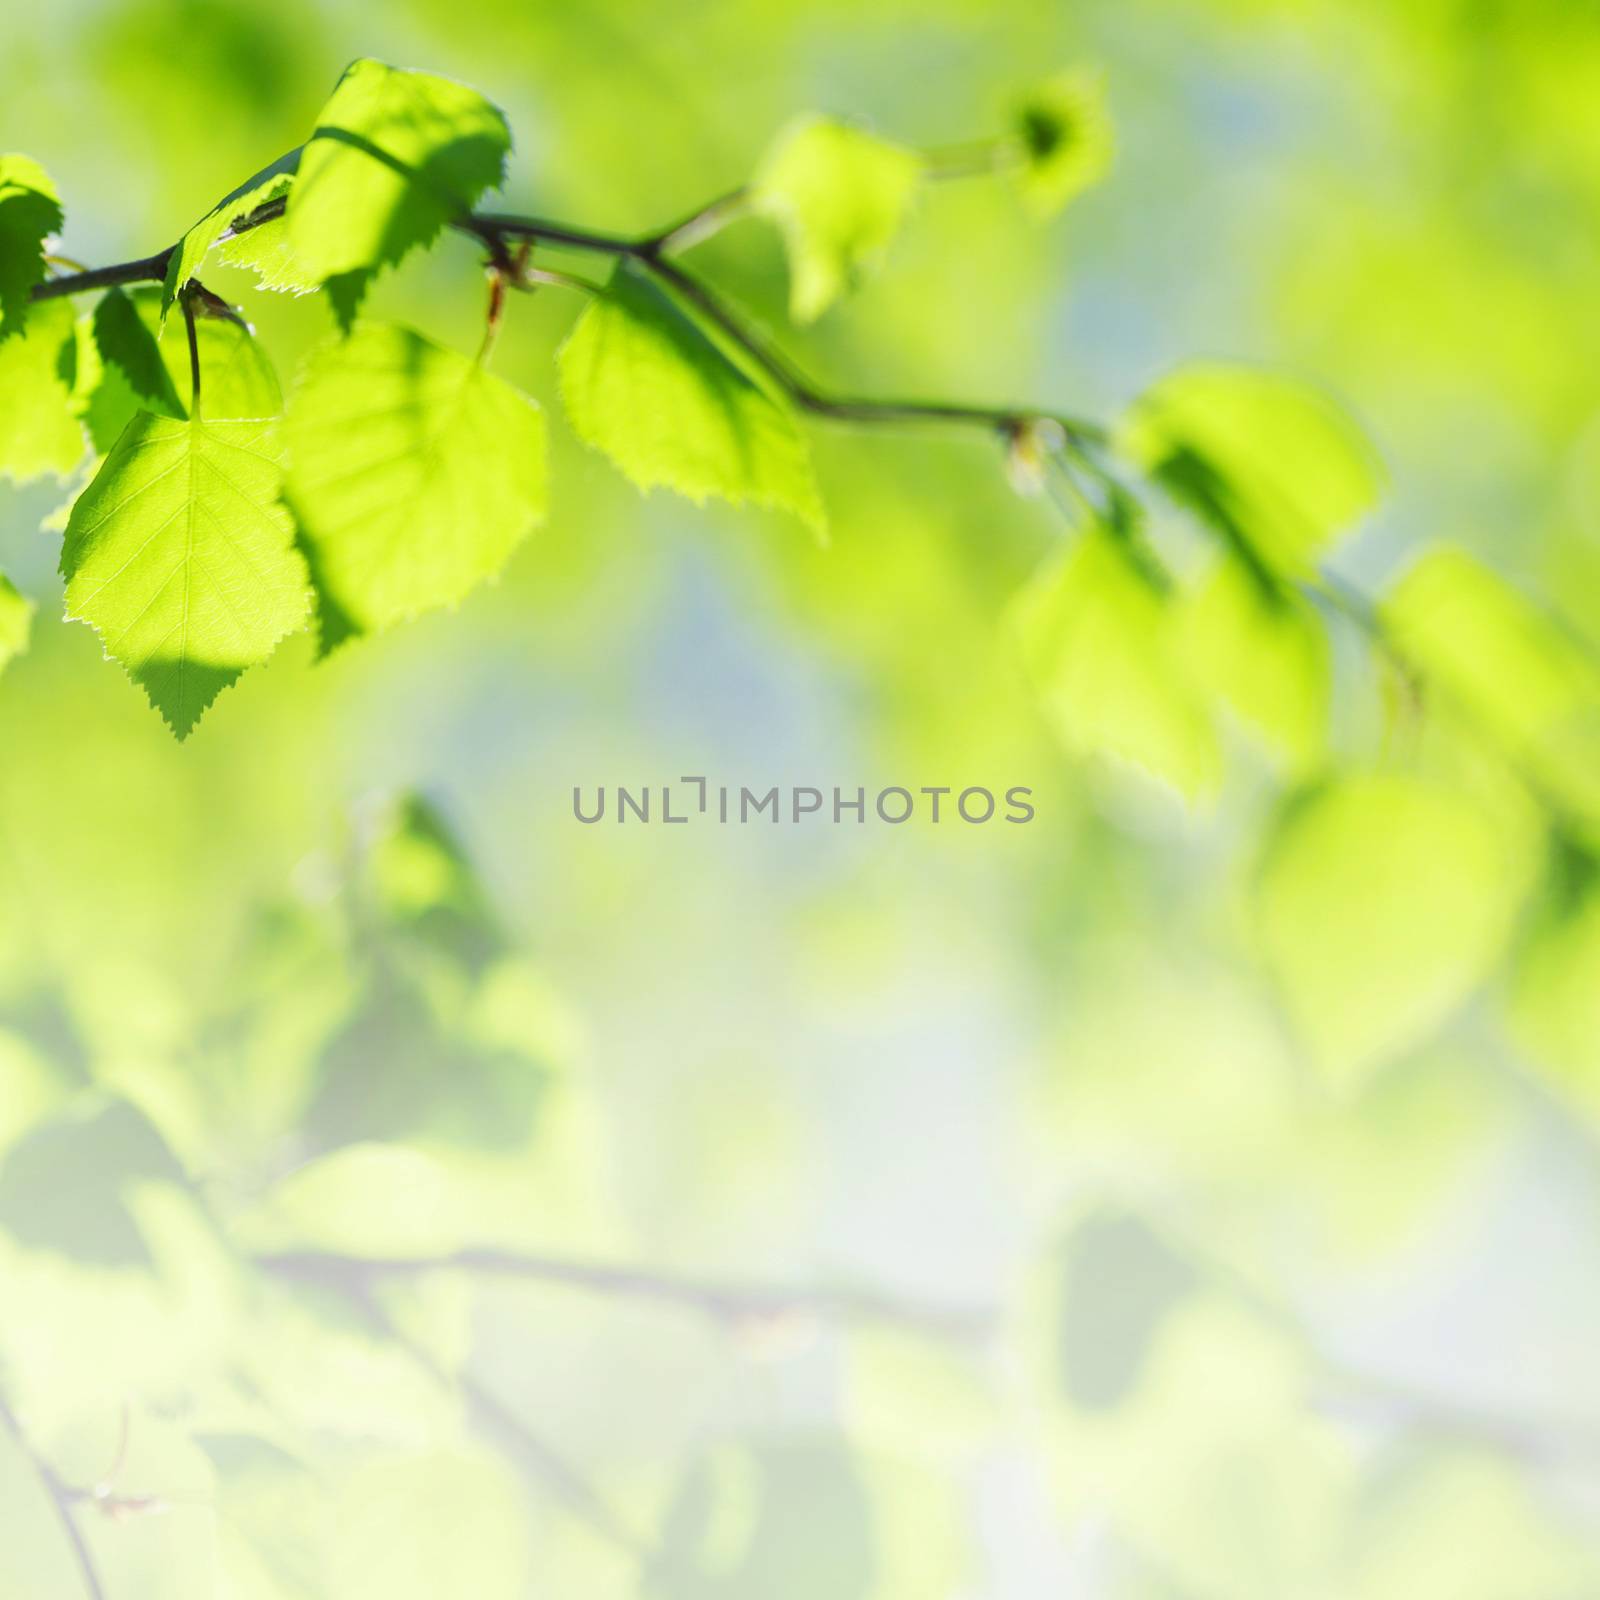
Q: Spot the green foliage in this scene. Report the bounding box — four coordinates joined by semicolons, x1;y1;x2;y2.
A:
1175;554;1329;769
1256;773;1532;1088
1121;362;1382;581
60;413;309;737
287;59;510;310
0;573;31;678
1013;529;1218;799
1384;546;1600;832
0;296;82;483
286;321;545;642
162;147;302;312
1010;68;1113;217
558;267;825;535
0;154;63;335
752;115;923;322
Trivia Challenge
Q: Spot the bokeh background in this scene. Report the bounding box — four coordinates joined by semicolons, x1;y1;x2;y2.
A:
3;1;1600;1595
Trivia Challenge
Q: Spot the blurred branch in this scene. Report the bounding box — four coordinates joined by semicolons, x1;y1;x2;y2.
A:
31;179;1105;456
256;1246;994;1342
0;1392;106;1600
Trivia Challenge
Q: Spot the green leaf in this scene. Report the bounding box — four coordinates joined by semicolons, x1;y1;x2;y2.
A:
1257;773;1531;1088
1509;868;1600;1119
0;154;63;335
0;295;83;483
285;322;545;639
287;59;510;287
1384;546;1600;831
161;146;301;313
61;412;309;737
0;574;32;679
1176;555;1330;768
558;267;825;535
92;287;186;415
1120;362;1382;580
1011;69;1114;217
212;189;321;297
752;115;923;322
1011;529;1219;799
77;288;282;457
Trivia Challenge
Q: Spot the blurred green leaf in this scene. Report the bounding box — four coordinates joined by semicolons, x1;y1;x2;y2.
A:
0;1418;84;1593
1384;546;1600;832
559;267;826;536
1257;773;1531;1087
1010;68;1113;217
0;295;83;483
0;154;63;336
286;321;545;641
0;1096;184;1267
752;115;923;322
61;412;308;737
286;59;509;294
1120;363;1382;580
0;573;32;679
1012;530;1219;799
1176;554;1330;769
1054;1210;1198;1413
1509;871;1600;1119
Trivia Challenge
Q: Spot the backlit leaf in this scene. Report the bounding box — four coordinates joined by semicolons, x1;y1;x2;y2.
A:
752;115;923;322
1011;69;1114;217
287;59;510;287
0;295;83;483
1384;545;1600;832
1257;773;1531;1087
0;154;63;335
162;146;301;312
558;267;825;535
285;322;545;638
61;412;309;737
1176;554;1330;768
1012;529;1219;799
1121;362;1382;580
0;574;32;679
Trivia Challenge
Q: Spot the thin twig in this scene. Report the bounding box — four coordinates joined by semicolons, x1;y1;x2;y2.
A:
0;1393;107;1600
179;286;202;417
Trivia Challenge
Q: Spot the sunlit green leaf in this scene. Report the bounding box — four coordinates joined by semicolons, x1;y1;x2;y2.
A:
61;412;309;737
77;288;282;458
286;321;545;639
0;295;83;483
1384;545;1600;831
1256;773;1532;1087
0;154;63;335
93;286;185;415
1120;362;1382;580
0;1416;84;1593
162;146;301;312
1176;554;1330;768
559;267;826;535
1509;870;1600;1120
1011;68;1113;217
287;59;510;287
752;114;923;322
1012;530;1219;799
0;574;32;679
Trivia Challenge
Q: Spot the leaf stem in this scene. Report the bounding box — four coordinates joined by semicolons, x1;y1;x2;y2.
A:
180;286;202;418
